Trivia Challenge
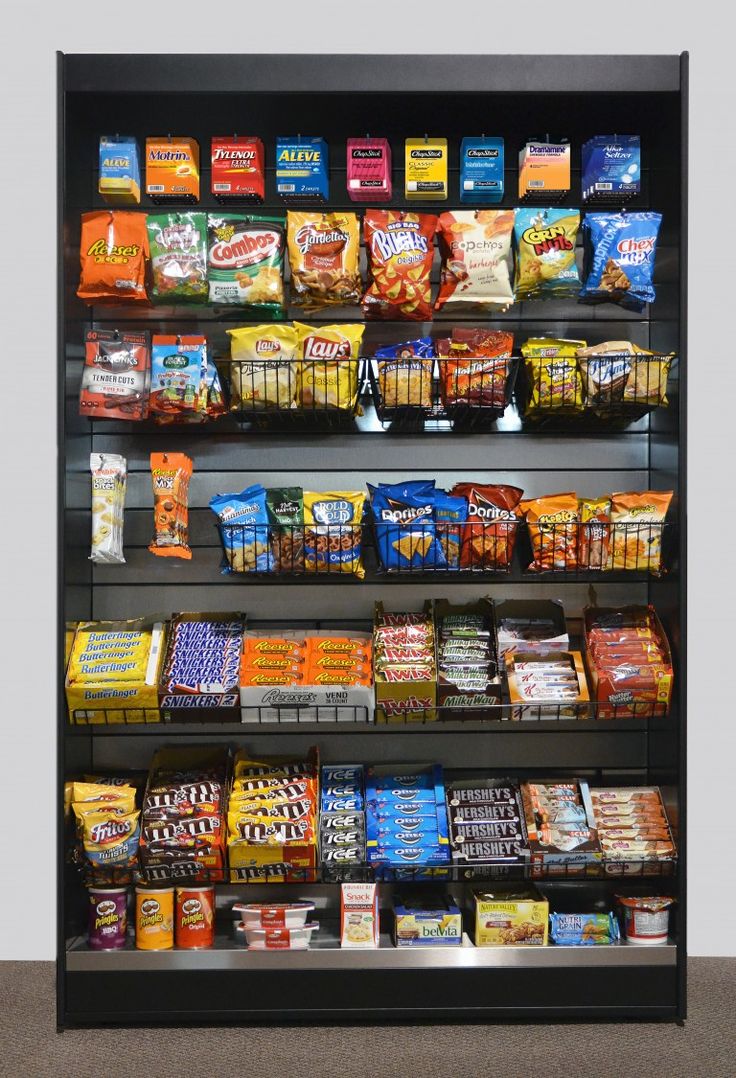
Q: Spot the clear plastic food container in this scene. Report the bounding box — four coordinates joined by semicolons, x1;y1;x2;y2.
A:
232;901;315;929
234;920;320;950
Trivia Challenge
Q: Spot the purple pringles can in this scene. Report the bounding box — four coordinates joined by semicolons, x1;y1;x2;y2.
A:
88;887;128;950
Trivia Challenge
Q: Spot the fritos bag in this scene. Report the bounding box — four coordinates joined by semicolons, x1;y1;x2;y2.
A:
362;210;437;320
77;210;149;306
149;452;193;559
578;497;611;571
435;209;515;312
608;491;673;573
287;211;361;310
294;323;364;411
521;492;579;572
227;324;298;411
450;483;523;570
513;208;580;301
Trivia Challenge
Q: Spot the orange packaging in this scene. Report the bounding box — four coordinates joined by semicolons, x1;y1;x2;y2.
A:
362;209;437;321
146;137;200;202
77;210;149;306
240;670;305;688
307;635;371;657
149;452;193;559
135;886;174;950
175;886;215;949
608;491;673;573
243;638;305;661
578;497;611;571
521;493;579;572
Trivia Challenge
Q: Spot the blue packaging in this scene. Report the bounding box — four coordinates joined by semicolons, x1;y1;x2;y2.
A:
209;484;272;574
276;137;329;202
460;137;504;203
98;135;141;205
321;765;363;785
366;844;450;867
367;816;439;842
366;802;438;821
582;136;640;203
322;795;362;813
580;210;662;311
321;782;363;801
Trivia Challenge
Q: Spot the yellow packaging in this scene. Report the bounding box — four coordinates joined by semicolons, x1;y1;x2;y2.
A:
303;491;366;577
294;323;364;411
145;137;200;201
474;886;549;946
72;782;137;804
81;809;141;866
135;887;174;950
522;338;586;414
227;324;298;411
405;137;448;200
65;621;165;722
518;141;570;200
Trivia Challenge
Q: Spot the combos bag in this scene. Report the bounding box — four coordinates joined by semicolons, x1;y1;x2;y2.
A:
450;483;523;570
287;211;361;310
77;210;149;305
521;338;585;415
210;484;272;574
207;213;285;311
227;324;298;412
521;492;580;572
435;209;515;313
513;208;580;301
374;338;435;411
362;210;437;320
294;323;364;411
608;490;673;573
303;491;366;577
146;212;208;304
369;480;446;571
580;211;662;311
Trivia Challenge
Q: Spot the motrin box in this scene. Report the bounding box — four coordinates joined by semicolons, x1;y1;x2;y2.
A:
146;137;200;202
460;137;504;202
405;137;448;200
211;137;265;202
99;135;141;205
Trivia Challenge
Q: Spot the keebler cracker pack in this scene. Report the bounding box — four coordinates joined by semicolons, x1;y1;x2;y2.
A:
145;137;200;202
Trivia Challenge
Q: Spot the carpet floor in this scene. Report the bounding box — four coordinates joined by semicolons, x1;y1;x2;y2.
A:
0;959;733;1078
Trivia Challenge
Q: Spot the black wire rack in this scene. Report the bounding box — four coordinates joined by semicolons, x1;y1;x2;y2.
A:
226;357;364;430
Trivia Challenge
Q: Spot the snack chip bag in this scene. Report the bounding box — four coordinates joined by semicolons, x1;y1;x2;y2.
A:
90;452;126;566
146;212;208;304
623;350;673;407
79;329;150;422
287;211;361;309
77;210;149;306
580;211;662;311
450;483;523;570
513;208;581;301
207;213;285;310
294;323;364;411
303;491;366;577
362;210;437;321
522;338;586;414
369;481;446;571
578;497;611;571
81;809;141;868
521;492;580;572
149;452;193;559
267;487;304;573
227;324;298;411
439;329;514;411
149;335;207;417
434;492;466;568
435;209;515;312
608;491;673;573
210;484;272;574
374;338;435;410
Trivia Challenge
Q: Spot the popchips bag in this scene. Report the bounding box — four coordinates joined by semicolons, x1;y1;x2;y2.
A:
435;209;515;312
513;208;581;301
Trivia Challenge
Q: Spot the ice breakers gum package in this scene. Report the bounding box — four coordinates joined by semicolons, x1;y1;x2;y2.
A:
580;211;662;311
582;136;640;203
347;138;392;202
99;136;141;205
276;137;329;203
460;137;504;203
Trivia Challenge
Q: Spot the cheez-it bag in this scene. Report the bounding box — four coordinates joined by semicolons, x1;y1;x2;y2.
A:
362;210;437;321
78;210;150;305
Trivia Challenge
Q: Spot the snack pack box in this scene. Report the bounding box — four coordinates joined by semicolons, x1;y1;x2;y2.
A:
405;137;448;200
373;602;437;723
474;885;549;945
518;140;570;201
346;137;392;202
99;135;141;205
582;136;641;203
276;137;329;202
495;599;569;661
65;619;166;723
506;650;590;721
394;892;462;946
341;882;379;947
145;137;200;202
460;136;504;203
158;612;245;716
211;136;265;202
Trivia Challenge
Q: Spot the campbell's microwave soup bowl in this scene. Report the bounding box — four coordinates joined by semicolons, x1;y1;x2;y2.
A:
87;887;128;951
234;922;320;950
135;886;174;950
232;902;315;929
617;895;674;945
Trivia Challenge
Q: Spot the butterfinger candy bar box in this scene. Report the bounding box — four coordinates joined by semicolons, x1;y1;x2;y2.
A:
146;137;200;203
66;619;166;724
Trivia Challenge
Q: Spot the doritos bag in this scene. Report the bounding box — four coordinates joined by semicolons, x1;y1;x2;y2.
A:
77;210;149;305
369;481;446;571
450;483;523;570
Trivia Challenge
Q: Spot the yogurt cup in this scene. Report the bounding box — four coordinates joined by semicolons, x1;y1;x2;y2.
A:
232;901;315;929
234;921;319;950
617;895;674;945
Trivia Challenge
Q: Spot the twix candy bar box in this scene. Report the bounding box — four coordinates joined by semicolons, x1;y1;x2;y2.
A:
146;137;200;203
373;602;437;723
212;137;265;202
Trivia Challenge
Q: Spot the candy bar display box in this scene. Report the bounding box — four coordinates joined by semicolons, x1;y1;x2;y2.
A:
59;52;686;1026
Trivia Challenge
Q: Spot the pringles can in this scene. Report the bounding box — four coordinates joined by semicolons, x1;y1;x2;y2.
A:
175;885;215;949
135;886;174;950
88;887;128;951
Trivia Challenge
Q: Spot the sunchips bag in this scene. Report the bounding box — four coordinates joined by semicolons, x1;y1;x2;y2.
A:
294;323;364;411
227;324;298;411
450;483;523;570
287;211;361;309
513;208;581;301
580;211;662;311
77;210;149;305
207;213;285;311
369;480;446;571
435;208;515;312
522;338;586;414
521;492;579;572
146;212;208;304
362;209;437;320
303;491;366;577
210;484;272;573
608;490;673;573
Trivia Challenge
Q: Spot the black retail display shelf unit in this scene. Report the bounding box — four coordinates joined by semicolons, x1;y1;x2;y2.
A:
58;52;687;1026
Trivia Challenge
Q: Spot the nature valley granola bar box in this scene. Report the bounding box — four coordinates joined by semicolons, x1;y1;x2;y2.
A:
474;885;548;946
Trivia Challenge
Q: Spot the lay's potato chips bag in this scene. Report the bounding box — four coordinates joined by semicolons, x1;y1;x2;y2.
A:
227;324;298;411
294;323;364;411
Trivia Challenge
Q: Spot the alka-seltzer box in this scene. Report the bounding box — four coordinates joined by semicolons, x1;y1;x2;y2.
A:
582;135;641;203
211;136;265;202
518;140;570;202
346;137;392;202
394;893;462;946
158;611;245;715
98;135;141;205
65;619;165;724
145;137;200;203
474;885;549;946
341;882;380;948
276;137;329;203
460;137;504;203
405;137;448;200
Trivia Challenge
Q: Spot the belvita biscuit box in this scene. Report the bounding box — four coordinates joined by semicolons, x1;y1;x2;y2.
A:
394;892;462;946
65;619;166;724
